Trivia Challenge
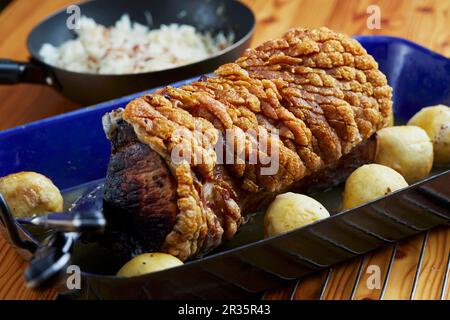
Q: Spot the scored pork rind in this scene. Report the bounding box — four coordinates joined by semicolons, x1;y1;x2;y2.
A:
119;27;392;260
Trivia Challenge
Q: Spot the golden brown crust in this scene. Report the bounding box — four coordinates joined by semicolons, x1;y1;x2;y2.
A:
121;27;392;260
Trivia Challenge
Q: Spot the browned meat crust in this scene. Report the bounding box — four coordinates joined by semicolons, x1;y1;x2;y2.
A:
103;117;179;256
103;119;378;260
103;27;392;261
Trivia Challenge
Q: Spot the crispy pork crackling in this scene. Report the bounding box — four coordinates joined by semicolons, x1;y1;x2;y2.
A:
102;27;391;261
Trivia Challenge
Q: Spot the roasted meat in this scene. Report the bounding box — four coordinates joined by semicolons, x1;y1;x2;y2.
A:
103;27;392;261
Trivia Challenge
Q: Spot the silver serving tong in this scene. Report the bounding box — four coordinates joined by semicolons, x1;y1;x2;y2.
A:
17;210;106;233
0;184;105;289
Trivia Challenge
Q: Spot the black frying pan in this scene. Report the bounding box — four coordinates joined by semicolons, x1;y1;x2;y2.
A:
0;0;255;105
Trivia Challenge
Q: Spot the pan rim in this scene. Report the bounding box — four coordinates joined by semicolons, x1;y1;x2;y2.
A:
74;168;450;281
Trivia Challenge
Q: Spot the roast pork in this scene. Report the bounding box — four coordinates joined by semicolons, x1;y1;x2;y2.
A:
102;27;391;261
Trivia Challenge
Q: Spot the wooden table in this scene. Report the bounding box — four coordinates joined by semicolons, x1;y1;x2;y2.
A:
0;0;449;300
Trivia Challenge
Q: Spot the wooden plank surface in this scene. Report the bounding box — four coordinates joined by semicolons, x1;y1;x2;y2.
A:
0;237;56;299
352;246;395;300
382;234;425;299
262;281;297;300
292;271;329;300
321;258;362;300
0;0;449;300
413;227;450;300
443;252;450;300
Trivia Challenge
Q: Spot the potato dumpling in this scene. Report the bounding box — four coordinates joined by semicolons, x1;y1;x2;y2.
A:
0;172;63;218
343;164;408;210
264;192;330;237
407;105;450;165
117;253;183;277
374;126;433;183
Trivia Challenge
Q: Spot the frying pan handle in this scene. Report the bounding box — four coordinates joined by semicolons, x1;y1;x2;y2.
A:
0;59;52;85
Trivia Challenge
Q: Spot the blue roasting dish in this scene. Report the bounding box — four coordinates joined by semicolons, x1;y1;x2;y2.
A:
0;36;449;299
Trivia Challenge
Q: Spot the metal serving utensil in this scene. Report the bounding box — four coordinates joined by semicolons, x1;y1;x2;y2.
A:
17;210;106;233
0;184;106;289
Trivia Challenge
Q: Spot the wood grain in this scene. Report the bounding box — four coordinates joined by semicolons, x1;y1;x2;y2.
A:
413;227;450;300
262;281;297;300
0;0;80;131
351;246;395;300
292;271;329;300
0;0;449;300
0;236;56;299
382;234;426;300
321;258;362;300
443;252;450;300
243;0;450;56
